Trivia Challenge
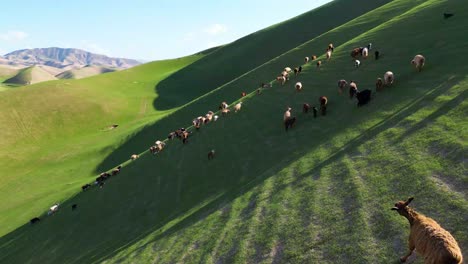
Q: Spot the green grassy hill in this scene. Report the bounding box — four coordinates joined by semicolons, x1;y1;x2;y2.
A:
0;0;466;263
3;66;57;85
56;65;116;79
0;55;204;236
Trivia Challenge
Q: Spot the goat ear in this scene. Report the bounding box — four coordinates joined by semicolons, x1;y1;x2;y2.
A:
405;197;414;205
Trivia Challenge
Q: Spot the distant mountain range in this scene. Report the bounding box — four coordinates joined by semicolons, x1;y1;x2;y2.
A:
0;47;142;84
2;47;141;69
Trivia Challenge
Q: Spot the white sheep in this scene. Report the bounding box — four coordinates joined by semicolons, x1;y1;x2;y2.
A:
411;54;425;72
384;71;394;86
213;115;219;121
131;154;139;160
295;82;303;92
283;107;292;121
305;57;310;63
326;50;332;60
234;102;242;113
362;47;369;58
48;204;59;215
284;67;292;73
354;59;361;68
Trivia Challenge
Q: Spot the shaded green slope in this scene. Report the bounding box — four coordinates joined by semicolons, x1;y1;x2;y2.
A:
153;0;392;110
1;0;466;263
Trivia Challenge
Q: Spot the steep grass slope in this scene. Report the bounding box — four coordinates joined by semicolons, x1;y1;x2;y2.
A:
1;0;465;263
55;65;116;79
0;0;389;240
0;56;204;236
3;66;57;85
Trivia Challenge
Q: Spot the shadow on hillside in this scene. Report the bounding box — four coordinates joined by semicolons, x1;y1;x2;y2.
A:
0;70;463;263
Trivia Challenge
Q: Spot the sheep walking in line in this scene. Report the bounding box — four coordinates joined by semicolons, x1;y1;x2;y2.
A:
283;107;292;121
234;102;242;113
295;82;303;92
284;67;292;73
354;59;361;68
338;79;348;94
349;81;358;99
276;76;286;85
305;56;310;63
384;71;394;86
208;150;215;160
319;96;328;116
328;43;334;52
131;154;139;160
392;197;463;264
316;61;322;68
412;54;425;72
361;47;369;59
351;47;361;59
376;78;384;92
303;103;311;113
326;50;332;61
312;55;317;61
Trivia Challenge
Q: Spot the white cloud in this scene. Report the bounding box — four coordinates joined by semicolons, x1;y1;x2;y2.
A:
79;40;110;55
203;24;227;35
0;31;28;41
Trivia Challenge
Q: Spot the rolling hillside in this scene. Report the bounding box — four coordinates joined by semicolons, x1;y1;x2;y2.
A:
0;0;466;263
56;65;116;79
3;66;57;85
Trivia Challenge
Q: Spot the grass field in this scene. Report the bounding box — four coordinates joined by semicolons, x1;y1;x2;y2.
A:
0;0;466;263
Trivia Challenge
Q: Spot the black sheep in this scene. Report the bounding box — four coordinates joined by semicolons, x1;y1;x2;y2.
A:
30;217;40;225
356;89;372;107
284;117;296;131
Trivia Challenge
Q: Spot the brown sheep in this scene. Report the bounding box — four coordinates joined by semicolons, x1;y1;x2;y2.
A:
221;108;230;115
376;78;384;92
319;96;327;116
338;79;348;94
303;103;311;113
130;154;139;160
412;54;425;72
351;47;361;59
316;61;322;68
392;197;463;264
241;92;247;97
349;81;358;99
312;55;317;60
276;76;286;85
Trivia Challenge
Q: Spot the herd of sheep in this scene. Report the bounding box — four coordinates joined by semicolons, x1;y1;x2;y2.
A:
28;38;463;264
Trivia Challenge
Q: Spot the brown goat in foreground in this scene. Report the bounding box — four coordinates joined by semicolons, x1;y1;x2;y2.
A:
392;197;463;264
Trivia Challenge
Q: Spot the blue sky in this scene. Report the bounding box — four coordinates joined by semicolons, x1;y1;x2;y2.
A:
0;0;332;60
